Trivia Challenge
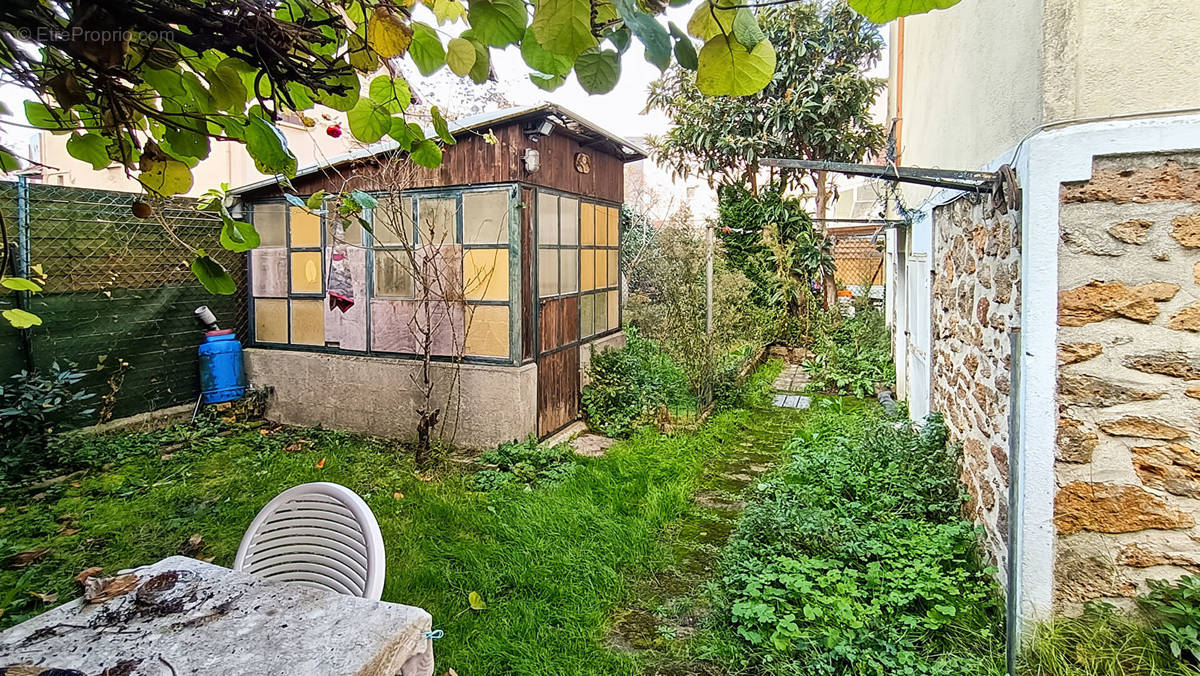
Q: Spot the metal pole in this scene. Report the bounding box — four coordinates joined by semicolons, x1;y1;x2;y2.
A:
15;175;34;372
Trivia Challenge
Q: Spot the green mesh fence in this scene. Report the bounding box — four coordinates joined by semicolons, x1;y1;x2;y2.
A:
0;179;247;424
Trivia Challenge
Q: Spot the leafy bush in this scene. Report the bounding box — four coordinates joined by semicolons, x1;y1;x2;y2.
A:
581;328;692;437
470;437;579;491
1023;601;1198;676
1142;576;1200;665
1;362;96;480
803;305;895;397
713;410;1004;675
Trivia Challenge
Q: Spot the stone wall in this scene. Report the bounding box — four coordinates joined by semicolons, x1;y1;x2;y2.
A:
244;349;538;448
929;196;1021;571
1054;152;1200;613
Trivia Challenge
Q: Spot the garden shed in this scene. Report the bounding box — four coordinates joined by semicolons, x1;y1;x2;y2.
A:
232;104;644;446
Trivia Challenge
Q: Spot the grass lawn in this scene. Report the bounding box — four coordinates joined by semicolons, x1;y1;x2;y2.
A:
0;366;783;675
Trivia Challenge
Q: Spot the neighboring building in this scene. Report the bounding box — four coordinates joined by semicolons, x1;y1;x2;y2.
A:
885;0;1200;639
623;141;717;230
232;104;643;447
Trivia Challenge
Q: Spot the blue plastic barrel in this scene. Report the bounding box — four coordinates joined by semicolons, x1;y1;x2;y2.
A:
198;329;245;404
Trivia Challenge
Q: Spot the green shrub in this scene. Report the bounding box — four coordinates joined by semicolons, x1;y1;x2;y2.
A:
1142;576;1200;665
1;362;96;480
713;410;1004;674
581;328;691;437
803;305;895;397
470;437;579;491
1022;602;1199;676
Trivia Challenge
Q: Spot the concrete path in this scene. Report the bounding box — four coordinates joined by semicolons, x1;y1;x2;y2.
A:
771;363;811;409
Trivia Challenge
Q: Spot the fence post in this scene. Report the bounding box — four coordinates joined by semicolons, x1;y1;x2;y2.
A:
15;175;34;372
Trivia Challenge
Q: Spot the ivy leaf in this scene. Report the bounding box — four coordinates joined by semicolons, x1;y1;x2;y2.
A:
574;48;621;94
244;114;298;177
530;0;597;59
66;132;112;170
410;22;447;75
2;308;42;329
669;23;699;70
847;0;961;23
348;99;393;144
613;0;671;70
520;28;572;77
430;106;457;145
191;252;237;295
446;37;478;76
367;7;415;57
1;277;42;292
219;219;261;253
410;139;443;168
467;0;527;47
696;34;775;97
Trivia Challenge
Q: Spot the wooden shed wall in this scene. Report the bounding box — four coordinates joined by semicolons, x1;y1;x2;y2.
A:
246;121;626;203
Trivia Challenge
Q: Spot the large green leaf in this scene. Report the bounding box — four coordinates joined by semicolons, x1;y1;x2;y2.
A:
191;252;237;295
220;219;261;253
466;36;492;83
687;0;737;40
66;132;112;170
348;99;392;144
520;28;573;76
431;106;457;145
2;308;42;329
410;139;443;168
467;0;527;47
433;0;468;23
207;60;248;111
847;0;961;23
369;75;412;112
1;277;42;292
447;37;478;76
316;65;362;112
731;8;766;50
244;114;298;177
367;7;414;57
696;34;775;97
24;101;70;131
574;48;621;94
613;0;671;70
669;22;699;70
410;22;447;75
531;0;597;58
138;144;194;196
530;72;567;91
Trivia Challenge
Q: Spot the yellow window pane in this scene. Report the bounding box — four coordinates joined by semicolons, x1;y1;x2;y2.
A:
464;248;509;301
464;190;510;244
290;207;321;247
290;251;323;294
375;252;414;297
607;207;619;244
254;298;288;343
559;197;579;245
580;202;595;245
290;299;325;346
607;250;618;288
465;304;509;357
579;293;595;338
607;290;619;331
538;192;558;245
595;205;608;246
254;203;287;247
418;197;457;244
596;249;608;288
373;197;412;246
560;249;578;294
538;248;559;297
581;249;596;291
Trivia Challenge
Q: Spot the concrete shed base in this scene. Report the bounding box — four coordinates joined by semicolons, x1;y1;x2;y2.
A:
244;348;538;448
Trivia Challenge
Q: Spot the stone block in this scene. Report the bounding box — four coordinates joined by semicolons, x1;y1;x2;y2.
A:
1117;542;1200;570
1058;372;1164;407
1132;442;1200;498
1171;213;1200;248
1058;342;1102;365
1059;280;1179;327
1055;482;1194;535
1057;417;1098;463
1109;218;1154;245
1123;351;1200;380
1168;301;1200;332
1100;416;1189;440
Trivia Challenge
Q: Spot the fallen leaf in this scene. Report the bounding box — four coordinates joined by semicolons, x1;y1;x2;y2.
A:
75;566;103;584
179;533;204;555
199;555;216;563
0;507;7;514
69;481;81;488
393;492;404;500
31;492;45;501
316;458;326;469
30;591;58;604
444;670;459;676
83;574;139;604
283;440;312;452
413;471;433;482
6;547;49;568
58;527;80;536
467;591;486;611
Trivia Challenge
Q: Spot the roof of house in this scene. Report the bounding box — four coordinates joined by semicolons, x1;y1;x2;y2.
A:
231;103;646;195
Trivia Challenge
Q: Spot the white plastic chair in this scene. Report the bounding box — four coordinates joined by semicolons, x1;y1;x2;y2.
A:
234;482;386;600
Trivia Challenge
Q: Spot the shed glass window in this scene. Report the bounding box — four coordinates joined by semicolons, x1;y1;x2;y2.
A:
535;192;621;340
248;203;326;345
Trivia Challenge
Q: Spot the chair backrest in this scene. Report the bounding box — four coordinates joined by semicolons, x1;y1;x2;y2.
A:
234;482;385;600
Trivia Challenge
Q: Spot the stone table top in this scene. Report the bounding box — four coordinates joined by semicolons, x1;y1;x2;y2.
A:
0;556;434;676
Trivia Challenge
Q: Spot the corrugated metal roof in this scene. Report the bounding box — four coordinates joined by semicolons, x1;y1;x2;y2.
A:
232;103;646;195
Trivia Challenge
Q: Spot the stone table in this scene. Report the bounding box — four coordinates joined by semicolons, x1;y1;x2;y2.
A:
0;556;434;676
